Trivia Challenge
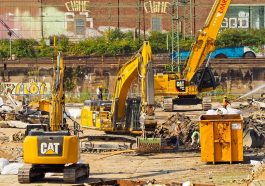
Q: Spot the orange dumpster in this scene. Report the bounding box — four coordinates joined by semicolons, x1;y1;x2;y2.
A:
200;114;243;164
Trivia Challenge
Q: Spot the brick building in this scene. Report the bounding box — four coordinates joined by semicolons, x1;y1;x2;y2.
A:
0;0;264;40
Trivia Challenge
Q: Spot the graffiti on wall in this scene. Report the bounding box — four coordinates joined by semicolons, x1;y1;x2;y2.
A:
65;1;90;12
144;1;171;14
64;0;94;31
0;82;51;96
222;11;249;29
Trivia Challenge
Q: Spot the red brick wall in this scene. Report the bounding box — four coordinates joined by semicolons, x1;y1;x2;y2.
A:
0;0;42;39
0;0;264;40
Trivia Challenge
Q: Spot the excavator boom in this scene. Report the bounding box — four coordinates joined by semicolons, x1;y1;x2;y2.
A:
183;0;231;82
50;53;65;131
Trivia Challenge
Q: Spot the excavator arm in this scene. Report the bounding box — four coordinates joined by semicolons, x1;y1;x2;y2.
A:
183;0;231;82
49;52;65;131
111;41;153;126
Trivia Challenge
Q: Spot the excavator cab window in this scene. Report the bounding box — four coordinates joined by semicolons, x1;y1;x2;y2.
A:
192;67;217;91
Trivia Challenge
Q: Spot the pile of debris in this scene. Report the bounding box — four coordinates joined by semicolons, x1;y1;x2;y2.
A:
244;111;265;130
0;95;44;124
244;111;265;148
11;131;24;142
0;130;25;143
0;121;28;129
154;113;199;147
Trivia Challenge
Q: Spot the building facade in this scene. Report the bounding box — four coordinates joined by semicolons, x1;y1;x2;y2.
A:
0;0;264;40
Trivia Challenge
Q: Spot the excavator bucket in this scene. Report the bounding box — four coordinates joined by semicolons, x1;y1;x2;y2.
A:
243;128;265;148
136;137;161;153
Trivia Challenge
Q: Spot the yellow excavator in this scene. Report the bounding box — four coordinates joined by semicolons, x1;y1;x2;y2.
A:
18;53;89;183
154;0;231;111
81;41;158;151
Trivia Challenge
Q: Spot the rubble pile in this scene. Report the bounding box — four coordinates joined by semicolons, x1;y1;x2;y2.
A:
154;113;199;145
11;131;25;142
243;111;265;148
0;121;28;129
0;134;9;143
244;111;265;132
0;144;23;161
0;95;44;124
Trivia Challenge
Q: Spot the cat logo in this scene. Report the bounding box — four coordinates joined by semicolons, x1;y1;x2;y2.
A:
38;137;63;156
40;142;60;155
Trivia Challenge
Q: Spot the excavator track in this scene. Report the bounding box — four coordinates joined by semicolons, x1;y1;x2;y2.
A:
63;164;89;183
18;164;45;183
80;134;162;154
18;164;89;184
80;134;137;153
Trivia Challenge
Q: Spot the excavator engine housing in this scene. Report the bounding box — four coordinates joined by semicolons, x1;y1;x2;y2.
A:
23;131;79;164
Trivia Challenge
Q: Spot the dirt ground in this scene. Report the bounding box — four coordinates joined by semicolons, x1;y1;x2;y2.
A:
0;103;265;185
0;152;255;186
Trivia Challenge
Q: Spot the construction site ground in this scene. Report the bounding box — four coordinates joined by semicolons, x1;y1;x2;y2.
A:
0;102;265;185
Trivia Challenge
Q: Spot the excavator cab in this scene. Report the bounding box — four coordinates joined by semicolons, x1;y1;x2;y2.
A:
192;67;218;92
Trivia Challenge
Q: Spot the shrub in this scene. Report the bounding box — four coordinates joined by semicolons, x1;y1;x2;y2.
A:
2;29;265;58
36;39;54;57
216;29;265;48
148;31;168;53
0;39;10;58
12;39;36;57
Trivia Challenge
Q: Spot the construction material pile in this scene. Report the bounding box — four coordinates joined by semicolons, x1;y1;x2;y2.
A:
154;113;199;146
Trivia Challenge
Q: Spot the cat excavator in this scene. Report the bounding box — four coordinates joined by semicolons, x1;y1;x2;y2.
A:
81;41;158;152
18;53;89;183
154;0;231;111
80;0;231;151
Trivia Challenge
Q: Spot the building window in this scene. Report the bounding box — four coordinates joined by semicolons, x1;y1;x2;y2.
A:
251;6;265;29
152;17;161;31
75;18;85;35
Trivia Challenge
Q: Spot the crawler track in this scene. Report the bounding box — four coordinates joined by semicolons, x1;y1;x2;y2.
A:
18;164;89;184
18;164;45;183
80;134;137;153
63;164;89;183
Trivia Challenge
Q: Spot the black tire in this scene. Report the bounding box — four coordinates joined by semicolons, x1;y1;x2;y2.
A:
86;164;90;179
243;51;256;58
215;53;227;58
